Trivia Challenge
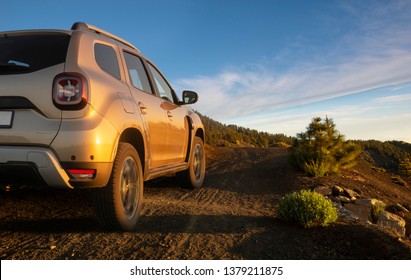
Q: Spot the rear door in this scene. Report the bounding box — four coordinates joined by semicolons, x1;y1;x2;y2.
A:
122;51;169;168
146;63;188;165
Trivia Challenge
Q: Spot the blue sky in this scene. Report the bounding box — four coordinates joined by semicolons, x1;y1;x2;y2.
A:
3;0;411;142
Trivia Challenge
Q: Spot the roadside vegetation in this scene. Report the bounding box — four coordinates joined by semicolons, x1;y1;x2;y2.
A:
290;116;362;177
199;113;411;178
278;189;338;228
198;112;293;147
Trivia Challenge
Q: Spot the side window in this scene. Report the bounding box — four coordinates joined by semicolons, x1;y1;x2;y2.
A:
147;63;175;103
123;52;152;93
94;43;121;79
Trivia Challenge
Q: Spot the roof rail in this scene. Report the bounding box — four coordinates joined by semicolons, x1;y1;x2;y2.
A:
71;22;139;51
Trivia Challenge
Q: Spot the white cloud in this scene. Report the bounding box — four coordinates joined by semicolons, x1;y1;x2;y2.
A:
174;0;411;142
176;49;411;122
374;93;411;103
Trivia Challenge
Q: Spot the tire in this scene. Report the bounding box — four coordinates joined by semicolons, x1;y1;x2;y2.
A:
178;136;206;189
92;142;143;231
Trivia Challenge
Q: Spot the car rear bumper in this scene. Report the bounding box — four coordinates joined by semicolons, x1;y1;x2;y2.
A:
0;146;111;189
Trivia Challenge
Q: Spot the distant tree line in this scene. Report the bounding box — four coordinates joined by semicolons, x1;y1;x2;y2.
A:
197;112;293;147
198;112;411;176
354;139;411;173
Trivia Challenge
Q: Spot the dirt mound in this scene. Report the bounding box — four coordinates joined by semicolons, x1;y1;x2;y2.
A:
1;146;411;259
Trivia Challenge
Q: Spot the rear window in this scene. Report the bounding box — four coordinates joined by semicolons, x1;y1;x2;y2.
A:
95;43;121;79
0;33;70;75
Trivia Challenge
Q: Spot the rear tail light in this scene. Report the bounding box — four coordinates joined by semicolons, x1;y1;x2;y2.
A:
67;169;96;179
53;73;88;110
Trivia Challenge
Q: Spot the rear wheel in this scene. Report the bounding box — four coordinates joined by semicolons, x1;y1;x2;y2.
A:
92;142;143;231
178;136;206;189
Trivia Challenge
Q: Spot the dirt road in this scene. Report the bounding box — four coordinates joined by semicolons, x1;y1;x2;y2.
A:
1;146;410;259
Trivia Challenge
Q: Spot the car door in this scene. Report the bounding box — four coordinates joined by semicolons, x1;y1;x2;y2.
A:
122;51;169;168
146;63;188;165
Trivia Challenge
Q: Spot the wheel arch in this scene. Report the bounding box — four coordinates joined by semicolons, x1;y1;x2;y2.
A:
184;116;205;163
118;128;145;172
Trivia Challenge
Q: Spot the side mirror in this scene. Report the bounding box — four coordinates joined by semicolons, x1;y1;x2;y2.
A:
181;90;198;105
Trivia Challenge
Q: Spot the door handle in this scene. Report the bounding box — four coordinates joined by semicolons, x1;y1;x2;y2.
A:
139;102;147;114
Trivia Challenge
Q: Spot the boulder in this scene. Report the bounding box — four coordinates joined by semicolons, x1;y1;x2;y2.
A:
354;198;385;208
314;186;332;196
393;203;409;213
338;196;351;204
344;188;359;199
331;196;341;203
345;203;371;222
377;210;406;237
332;185;344;196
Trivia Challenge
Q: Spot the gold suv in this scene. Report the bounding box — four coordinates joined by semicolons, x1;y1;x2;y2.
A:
0;22;205;230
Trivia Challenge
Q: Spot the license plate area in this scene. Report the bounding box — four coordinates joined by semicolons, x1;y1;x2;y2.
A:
0;111;14;128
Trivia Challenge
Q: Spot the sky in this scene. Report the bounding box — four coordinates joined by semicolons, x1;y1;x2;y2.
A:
2;0;411;142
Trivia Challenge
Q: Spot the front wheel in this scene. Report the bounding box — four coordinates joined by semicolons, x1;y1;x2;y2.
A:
92;142;143;231
177;136;206;189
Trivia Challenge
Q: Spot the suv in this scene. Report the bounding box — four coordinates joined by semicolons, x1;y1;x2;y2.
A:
0;22;205;231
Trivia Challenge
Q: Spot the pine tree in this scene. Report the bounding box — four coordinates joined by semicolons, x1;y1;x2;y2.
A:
291;116;362;176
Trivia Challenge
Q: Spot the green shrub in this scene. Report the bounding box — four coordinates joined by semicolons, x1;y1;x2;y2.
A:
278;190;338;228
371;204;386;224
303;159;328;177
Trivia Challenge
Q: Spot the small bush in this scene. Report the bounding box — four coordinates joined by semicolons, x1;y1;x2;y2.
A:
371;204;386;224
278;190;338;228
303;159;327;177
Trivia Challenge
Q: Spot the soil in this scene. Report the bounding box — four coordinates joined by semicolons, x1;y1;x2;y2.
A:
1;145;411;260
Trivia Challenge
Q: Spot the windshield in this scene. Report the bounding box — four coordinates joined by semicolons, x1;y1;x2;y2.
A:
0;33;70;75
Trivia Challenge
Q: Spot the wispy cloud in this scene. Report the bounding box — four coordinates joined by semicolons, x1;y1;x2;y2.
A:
175;0;411;127
177;51;411;121
374;93;411;103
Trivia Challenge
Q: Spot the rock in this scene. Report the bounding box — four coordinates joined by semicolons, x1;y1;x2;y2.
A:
344;188;358;199
338;196;351;203
377;210;406;237
314;186;332;196
337;205;360;221
345;203;371;222
394;203;409;213
331;196;341;204
354;198;385;208
332;185;344;196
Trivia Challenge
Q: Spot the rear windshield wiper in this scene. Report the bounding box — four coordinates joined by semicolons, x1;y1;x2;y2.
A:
0;63;30;72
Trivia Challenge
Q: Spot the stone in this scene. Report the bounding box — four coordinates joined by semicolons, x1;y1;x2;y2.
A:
314;186;332;196
332;185;344;196
354;198;385;208
394;203;409;213
377;210;406;237
331;196;341;204
337;206;360;221
344;188;358;199
338;196;351;203
345;203;371;222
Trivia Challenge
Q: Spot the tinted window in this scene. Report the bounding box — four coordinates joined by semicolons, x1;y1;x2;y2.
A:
95;43;121;79
123;52;152;93
0;34;70;75
147;63;175;103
